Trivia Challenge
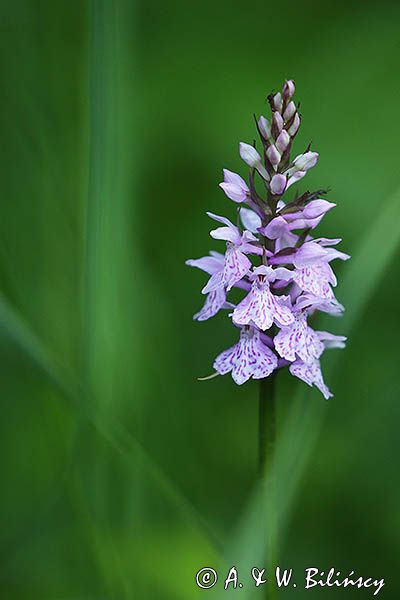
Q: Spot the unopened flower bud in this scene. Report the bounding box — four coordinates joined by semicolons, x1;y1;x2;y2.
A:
275;130;290;153
270;174;287;195
239;142;262;167
287;113;300;137
266;144;281;168
273;92;283;112
283;79;295;100
272;112;283;137
258;115;271;140
239;142;270;181
283;101;296;122
293;151;319;171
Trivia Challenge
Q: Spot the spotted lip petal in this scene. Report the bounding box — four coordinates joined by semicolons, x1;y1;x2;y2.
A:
274;312;324;362
289;358;333;399
193;288;229;321
202;246;251;294
293;262;337;298
213;327;278;385
232;276;294;330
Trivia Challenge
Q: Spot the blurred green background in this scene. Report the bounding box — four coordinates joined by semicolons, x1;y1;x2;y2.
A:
0;0;399;598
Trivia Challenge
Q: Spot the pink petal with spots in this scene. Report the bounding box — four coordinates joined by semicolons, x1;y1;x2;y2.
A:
232;281;294;330
194;287;228;321
214;328;277;385
222;247;251;290
289;359;332;399
274;315;324;362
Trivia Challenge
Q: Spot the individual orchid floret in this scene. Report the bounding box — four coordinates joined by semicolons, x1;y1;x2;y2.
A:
294;293;345;317
219;169;250;203
202;213;261;293
207;212;261;253
270;240;350;301
270;237;350;268
293;262;339;300
186;252;233;321
213;325;278;385
232;265;294;330
274;307;324;363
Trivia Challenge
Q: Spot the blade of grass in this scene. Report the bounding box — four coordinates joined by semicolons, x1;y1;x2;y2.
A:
0;294;223;557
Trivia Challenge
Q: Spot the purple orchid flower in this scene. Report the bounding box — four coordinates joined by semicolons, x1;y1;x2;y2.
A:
269;238;350;301
202;212;262;293
219;169;250;203
213;325;278;385
232;265;294;330
186;251;236;321
274;308;324;363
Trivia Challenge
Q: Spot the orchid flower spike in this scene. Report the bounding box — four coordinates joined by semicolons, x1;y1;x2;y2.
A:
186;78;349;399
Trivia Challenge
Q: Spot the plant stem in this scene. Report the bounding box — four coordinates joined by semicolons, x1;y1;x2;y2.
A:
259;373;277;478
259;373;279;599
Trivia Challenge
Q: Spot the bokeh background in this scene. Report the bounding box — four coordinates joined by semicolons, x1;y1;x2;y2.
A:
0;0;399;598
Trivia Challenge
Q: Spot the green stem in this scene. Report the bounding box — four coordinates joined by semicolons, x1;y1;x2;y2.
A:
259;374;277;477
259;373;279;599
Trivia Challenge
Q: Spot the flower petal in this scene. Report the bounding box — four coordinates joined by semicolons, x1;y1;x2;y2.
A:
289;358;333;399
194;288;228;321
219;182;247;203
210;226;240;244
222;169;248;189
185;254;224;275
240;208;262;233
206;211;235;228
317;331;347;349
223;248;252;290
260;216;290;240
